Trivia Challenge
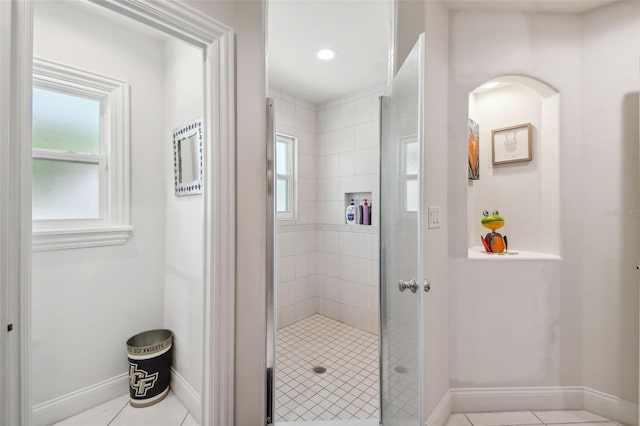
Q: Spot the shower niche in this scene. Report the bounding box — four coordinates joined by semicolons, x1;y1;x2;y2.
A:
466;75;560;258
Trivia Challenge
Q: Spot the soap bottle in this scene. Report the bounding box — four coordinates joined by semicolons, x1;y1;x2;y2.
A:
346;199;356;225
363;199;370;225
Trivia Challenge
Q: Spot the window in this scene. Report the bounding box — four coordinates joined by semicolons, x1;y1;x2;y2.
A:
402;136;419;212
275;133;296;219
32;58;131;251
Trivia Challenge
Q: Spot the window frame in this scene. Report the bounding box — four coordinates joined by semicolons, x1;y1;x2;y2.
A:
275;133;297;220
401;134;419;213
32;58;131;251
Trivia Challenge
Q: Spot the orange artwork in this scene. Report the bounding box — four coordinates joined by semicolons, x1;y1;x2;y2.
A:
468;118;479;180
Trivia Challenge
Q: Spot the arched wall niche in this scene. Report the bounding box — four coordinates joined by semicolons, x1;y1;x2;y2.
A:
467;74;560;257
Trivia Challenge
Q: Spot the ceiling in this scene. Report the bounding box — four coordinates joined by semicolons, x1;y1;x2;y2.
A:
443;0;620;13
268;0;392;105
267;0;620;105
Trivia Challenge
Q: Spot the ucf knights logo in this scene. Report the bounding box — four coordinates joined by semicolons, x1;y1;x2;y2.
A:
129;362;159;397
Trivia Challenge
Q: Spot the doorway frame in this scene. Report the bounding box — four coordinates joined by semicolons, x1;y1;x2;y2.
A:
0;1;236;425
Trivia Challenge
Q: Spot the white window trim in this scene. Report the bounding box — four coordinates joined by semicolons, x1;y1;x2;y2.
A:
276;133;297;220
31;58;131;251
401;134;419;213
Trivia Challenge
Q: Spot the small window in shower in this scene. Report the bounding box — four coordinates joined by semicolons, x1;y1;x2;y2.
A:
275;133;296;220
31;59;132;251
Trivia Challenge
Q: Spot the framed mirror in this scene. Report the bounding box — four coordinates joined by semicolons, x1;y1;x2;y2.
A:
173;118;204;196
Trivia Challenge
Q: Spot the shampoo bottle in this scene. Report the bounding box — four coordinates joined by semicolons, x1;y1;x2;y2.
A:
346;199;356;225
363;199;370;225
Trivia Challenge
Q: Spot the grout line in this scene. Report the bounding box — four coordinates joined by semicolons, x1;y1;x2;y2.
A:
106;398;130;426
531;410;545;424
464;413;474;426
179;411;189;426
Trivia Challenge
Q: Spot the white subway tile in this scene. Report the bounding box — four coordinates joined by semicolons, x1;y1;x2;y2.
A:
339;152;355;177
340;176;356;195
339;101;356;128
280;99;295;128
325;105;340;131
355;96;373;125
278;257;296;283
315;297;325;316
280;305;296;328
339;232;355;256
354;149;373;176
338;127;355;153
298;154;316;178
324;276;340;302
295;254;310;278
325;253;340;277
277;232;296;258
325;300;340;320
295;104;309;131
355;123;374;150
325;231;340;254
295;277;311;303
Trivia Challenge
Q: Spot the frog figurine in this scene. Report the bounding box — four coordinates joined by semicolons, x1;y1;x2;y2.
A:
480;210;507;253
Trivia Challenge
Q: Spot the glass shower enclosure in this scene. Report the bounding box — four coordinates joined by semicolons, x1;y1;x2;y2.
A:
379;34;425;426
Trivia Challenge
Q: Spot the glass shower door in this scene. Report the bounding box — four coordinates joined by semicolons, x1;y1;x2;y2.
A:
379;34;424;426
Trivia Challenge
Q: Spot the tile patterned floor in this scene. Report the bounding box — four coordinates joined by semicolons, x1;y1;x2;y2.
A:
447;410;620;426
52;391;197;426
275;314;380;422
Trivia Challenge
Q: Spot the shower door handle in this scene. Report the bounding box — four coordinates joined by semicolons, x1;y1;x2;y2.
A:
398;279;418;293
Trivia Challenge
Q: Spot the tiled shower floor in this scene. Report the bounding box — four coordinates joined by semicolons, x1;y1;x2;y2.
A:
275;314;380;422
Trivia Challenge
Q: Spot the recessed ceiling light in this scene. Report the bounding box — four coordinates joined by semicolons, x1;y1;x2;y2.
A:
480;81;500;90
317;48;337;61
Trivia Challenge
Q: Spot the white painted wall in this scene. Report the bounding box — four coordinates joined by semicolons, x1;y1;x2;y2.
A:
231;1;269;424
448;9;584;391
468;85;543;252
449;1;640;407
422;1;451;418
581;0;640;403
31;0;166;406
162;38;204;400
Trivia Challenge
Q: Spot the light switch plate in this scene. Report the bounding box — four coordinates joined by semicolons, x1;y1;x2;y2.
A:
428;206;441;229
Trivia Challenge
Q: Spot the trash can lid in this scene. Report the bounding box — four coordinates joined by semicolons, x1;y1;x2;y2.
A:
127;329;173;355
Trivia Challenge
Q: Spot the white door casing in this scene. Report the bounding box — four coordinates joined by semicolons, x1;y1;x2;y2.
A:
1;1;236;425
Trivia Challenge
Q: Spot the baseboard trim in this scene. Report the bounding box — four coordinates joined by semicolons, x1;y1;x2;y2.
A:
583;387;637;426
426;390;452;426
451;386;584;413
170;367;201;423
32;372;128;426
450;386;637;425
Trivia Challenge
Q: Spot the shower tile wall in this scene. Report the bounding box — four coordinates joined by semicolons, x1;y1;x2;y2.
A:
316;87;382;335
271;88;322;329
272;86;383;334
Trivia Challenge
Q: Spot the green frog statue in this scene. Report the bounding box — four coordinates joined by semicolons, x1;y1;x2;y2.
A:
480;210;508;254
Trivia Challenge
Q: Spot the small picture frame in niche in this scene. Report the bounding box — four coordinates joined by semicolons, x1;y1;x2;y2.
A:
173;118;204;196
491;122;532;165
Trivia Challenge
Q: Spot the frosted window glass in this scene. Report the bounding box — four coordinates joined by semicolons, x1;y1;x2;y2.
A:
33;87;100;154
406;141;418;175
276;178;288;212
276;141;288;175
32;159;100;220
406;179;418;212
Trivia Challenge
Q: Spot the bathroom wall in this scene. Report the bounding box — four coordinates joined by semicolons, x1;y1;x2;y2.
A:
468;85;543;251
448;1;640;409
31;0;166;414
581;0;640;404
162;38;204;409
448;9;583;391
270;88;321;328
316;88;382;335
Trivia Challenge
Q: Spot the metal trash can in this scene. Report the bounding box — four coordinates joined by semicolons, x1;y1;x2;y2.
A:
126;329;173;408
